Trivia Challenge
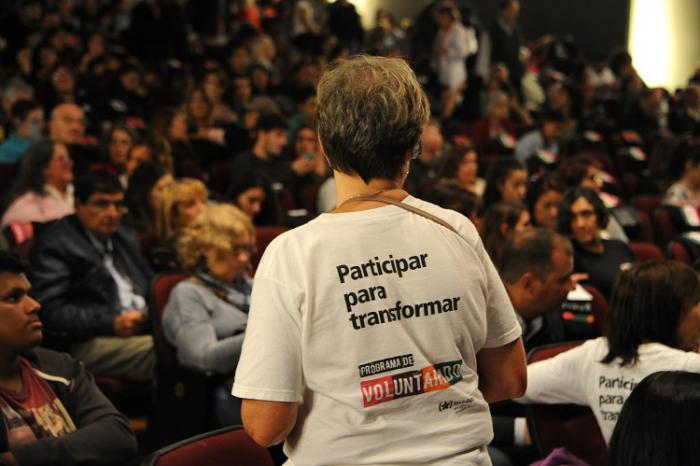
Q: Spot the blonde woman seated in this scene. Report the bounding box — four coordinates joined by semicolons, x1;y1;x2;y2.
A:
151;178;208;271
162;203;255;427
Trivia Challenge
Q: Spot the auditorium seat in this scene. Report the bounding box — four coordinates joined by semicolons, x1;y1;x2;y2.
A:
526;342;607;466
253;226;288;270
149;271;221;446
141;425;274;466
628;241;663;262
581;284;608;336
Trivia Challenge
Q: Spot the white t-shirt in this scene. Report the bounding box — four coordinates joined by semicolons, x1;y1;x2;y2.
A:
522;337;700;443
233;196;521;466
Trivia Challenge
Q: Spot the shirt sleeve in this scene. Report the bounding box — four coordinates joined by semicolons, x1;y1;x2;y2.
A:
232;274;304;403
519;343;590;406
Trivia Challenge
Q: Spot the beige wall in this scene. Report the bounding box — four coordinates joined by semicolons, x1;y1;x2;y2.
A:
629;0;700;89
352;0;432;29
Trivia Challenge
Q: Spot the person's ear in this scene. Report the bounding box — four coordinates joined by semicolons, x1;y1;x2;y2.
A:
317;133;331;166
520;272;538;294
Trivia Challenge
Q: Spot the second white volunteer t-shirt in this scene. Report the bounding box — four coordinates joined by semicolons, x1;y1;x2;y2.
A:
233;196;521;466
522;337;700;443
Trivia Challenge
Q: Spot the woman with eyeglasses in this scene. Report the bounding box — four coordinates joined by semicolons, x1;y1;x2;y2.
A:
162;203;255;427
1;138;74;227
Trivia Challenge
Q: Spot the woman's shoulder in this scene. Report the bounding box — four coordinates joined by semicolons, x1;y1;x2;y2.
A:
404;196;480;241
169;278;214;301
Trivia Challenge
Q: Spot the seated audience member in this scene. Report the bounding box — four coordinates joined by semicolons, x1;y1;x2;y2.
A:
0;251;138;466
514;111;564;169
663;145;700;209
0;99;44;164
525;174;564;231
48;103;94;177
622;87;663;139
404;120;445;196
125;162;174;242
521;260;700;443
92;122;139;187
499;228;575;349
482;158;528;213
152;178;208;271
558;187;634;298
439;144;485;199
163;204;254;427
608;371;700;466
423;179;479;220
470;91;517;154
490;229;576;456
226;170;276;226
30;171;154;382
558;155;629;242
289;123;327;184
125;141;157;176
1;139;74;227
481;201;531;263
231;113;302;197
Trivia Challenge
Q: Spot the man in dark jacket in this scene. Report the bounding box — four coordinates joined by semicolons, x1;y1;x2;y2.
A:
0;250;137;466
30;171;154;382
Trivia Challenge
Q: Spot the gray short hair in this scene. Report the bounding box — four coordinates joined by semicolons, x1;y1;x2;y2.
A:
317;55;430;182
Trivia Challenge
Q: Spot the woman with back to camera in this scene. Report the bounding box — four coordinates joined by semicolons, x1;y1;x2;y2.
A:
521;260;700;443
558;186;634;298
233;55;525;466
1;138;74;227
608;371;700;466
163;203;254;427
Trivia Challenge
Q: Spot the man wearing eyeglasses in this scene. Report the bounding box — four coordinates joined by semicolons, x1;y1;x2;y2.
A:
29;170;154;382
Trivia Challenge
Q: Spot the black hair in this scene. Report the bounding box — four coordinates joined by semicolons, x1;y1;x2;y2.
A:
525;174;564;226
482;157;526;209
499;227;572;283
481;201;527;264
125;162;168;234
75;170;123;204
668;141;700;181
255;113;288;133
557;187;609;236
9;98;42;122
3;139;57;206
556;154;599;187
423;179;478;219
608;371;700;466
225;169;277;224
0;250;29;275
602;261;700;366
439;144;478;180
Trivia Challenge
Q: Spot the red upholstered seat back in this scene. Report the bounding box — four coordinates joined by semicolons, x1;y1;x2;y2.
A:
150;272;188;367
527;342;607;466
143;426;275;466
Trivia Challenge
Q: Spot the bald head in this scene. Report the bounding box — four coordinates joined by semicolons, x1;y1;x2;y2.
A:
49;103;85;145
